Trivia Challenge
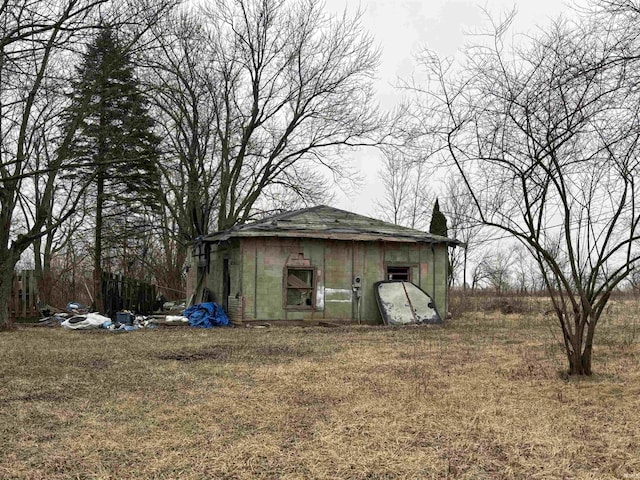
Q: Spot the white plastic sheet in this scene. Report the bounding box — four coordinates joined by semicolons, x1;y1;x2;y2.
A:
61;312;112;330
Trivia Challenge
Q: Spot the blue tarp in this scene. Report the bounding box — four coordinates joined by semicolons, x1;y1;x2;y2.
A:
183;302;230;328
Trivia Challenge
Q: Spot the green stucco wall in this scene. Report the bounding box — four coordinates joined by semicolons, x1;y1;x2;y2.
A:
204;237;450;324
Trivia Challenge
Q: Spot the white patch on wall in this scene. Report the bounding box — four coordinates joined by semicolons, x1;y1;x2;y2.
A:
324;288;353;303
314;269;325;310
316;285;325;310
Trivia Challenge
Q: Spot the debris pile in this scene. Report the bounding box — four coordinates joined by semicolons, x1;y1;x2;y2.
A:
36;301;230;331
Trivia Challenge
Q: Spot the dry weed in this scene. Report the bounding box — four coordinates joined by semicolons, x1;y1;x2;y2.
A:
1;307;640;479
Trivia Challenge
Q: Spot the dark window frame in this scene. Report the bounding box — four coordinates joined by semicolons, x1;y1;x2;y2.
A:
283;266;316;310
385;264;413;281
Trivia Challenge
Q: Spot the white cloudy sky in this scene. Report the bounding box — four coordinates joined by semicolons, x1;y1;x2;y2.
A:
322;0;579;217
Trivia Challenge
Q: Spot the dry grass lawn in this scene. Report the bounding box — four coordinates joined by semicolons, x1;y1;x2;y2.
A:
2;301;640;479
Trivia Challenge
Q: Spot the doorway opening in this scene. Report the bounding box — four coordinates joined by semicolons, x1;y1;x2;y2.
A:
223;257;230;311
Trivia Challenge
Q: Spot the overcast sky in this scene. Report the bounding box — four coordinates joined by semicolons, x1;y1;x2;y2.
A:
323;0;578;218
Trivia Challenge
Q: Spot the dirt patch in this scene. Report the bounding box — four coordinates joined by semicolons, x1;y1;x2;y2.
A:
157;346;234;362
157;343;320;363
5;391;68;402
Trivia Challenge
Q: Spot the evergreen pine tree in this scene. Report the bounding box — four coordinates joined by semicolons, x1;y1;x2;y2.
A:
429;198;448;237
429;198;454;286
61;26;161;310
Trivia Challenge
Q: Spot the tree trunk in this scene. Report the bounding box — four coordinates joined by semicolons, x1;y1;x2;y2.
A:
556;306;595;376
463;248;468;291
33;230;53;307
565;314;594;376
42;240;53;306
581;345;593;376
34;235;44;304
0;250;20;328
93;168;104;312
568;347;592;376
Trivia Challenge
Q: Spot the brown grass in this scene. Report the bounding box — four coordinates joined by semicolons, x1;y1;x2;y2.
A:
2;302;640;479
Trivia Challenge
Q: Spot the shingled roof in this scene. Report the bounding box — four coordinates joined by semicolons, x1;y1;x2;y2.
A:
203;205;461;245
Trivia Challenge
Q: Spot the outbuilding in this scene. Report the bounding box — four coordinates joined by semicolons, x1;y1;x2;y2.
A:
190;205;460;325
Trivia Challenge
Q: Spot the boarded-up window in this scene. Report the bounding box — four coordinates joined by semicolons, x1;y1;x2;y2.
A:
286;268;315;308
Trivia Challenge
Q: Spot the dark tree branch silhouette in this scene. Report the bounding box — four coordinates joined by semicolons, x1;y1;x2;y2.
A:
408;5;640;374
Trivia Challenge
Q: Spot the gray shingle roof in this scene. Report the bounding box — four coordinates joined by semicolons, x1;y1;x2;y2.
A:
203;205;461;245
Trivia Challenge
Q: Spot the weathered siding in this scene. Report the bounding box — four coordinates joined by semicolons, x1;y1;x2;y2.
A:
361;242;383;322
323;240;354;320
205;237;450;325
241;239;256;320
433;243;449;319
205;244;222;302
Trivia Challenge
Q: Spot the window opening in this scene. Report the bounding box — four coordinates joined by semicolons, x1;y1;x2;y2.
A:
286;268;314;307
387;266;410;281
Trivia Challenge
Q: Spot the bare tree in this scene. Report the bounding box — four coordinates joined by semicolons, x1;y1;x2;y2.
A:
143;10;220;243
511;245;538;293
0;0;176;325
376;150;409;225
375;148;431;229
409;5;640;374
199;0;384;231
475;247;516;293
141;0;385;296
0;0;112;326
440;174;485;288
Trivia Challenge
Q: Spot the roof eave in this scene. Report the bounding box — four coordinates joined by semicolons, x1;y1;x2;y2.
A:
203;230;461;246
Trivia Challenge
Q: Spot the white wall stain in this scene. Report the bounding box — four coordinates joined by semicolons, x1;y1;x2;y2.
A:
316;285;325;310
324;288;353;303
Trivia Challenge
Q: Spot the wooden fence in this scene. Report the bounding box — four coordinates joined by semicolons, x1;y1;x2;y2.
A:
11;270;39;319
10;270;157;319
101;272;157;316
